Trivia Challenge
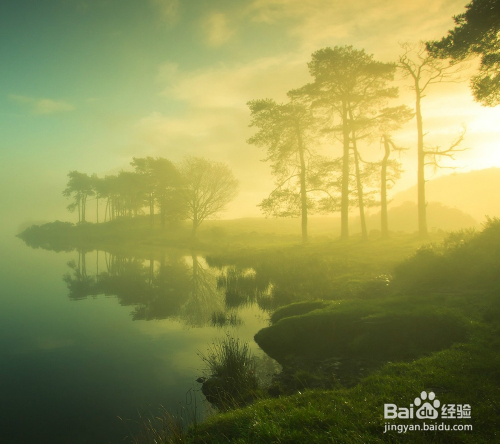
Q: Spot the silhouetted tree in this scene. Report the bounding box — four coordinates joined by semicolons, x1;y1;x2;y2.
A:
116;171;145;217
247;98;318;242
63;171;94;223
102;175;118;221
305;46;399;238
348;104;413;239
398;42;466;237
91;174;106;224
180;157;239;237
152;158;184;229
131;157;155;225
427;0;500;106
132;157;184;229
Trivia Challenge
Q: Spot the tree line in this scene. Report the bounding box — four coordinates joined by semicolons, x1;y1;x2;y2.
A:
247;42;471;242
63;156;239;236
64;0;498;242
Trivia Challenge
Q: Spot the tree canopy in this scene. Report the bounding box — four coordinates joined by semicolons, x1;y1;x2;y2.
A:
427;0;500;105
180;157;239;236
63;171;94;223
305;45;400;238
247;97;319;242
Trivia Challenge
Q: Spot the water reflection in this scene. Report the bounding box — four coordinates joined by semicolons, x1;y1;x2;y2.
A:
216;266;274;312
62;248;273;328
7;236;280;443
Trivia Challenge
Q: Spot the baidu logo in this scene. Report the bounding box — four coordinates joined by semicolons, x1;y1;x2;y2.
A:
384;391;471;420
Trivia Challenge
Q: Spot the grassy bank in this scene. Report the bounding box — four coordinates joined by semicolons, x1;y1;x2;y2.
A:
186;332;499;443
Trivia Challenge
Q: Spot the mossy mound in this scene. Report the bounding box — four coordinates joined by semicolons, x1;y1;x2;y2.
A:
255;297;469;366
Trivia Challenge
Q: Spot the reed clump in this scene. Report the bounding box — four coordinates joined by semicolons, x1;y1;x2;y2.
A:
198;334;258;409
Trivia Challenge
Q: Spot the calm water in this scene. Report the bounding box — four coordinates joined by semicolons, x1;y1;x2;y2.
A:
0;234;274;443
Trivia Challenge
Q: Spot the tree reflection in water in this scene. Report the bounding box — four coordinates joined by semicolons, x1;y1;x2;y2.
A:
62;247;273;328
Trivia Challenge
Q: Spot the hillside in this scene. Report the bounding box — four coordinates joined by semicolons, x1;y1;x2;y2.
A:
391;167;500;223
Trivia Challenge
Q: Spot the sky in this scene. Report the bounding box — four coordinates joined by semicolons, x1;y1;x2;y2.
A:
2;0;500;232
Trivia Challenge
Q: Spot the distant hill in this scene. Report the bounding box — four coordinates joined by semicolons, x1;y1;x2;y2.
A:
365;201;478;233
391;168;500;223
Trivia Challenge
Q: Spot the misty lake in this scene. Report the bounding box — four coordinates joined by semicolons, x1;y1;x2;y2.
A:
0;234;276;444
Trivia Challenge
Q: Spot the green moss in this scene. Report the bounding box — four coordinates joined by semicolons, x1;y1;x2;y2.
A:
270;300;331;324
255;297;470;365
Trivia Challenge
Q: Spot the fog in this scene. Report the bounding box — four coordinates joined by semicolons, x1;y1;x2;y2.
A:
3;1;500;443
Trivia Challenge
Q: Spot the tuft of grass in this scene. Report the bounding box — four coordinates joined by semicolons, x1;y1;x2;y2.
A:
127;409;185;444
210;311;241;328
198;335;258;409
125;400;202;444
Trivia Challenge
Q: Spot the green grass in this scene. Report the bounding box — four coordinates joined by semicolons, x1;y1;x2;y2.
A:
255;295;471;366
206;233;441;310
129;326;500;443
182;327;500;443
269;300;332;324
198;335;259;410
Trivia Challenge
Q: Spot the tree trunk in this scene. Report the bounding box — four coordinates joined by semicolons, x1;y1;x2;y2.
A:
82;195;86;222
415;88;428;237
381;135;390;238
150;194;154;228
353;147;367;240
96;197;99;224
341;101;350;239
296;124;308;243
81;250;87;277
348;107;367;240
149;254;153;285
160;195;166;230
192;212;198;238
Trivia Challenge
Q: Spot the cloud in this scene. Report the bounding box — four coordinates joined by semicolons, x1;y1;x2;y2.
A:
35;99;75;114
9;95;75;115
244;0;465;58
151;0;180;25
193;0;461;56
161;54;310;109
203;12;235;47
